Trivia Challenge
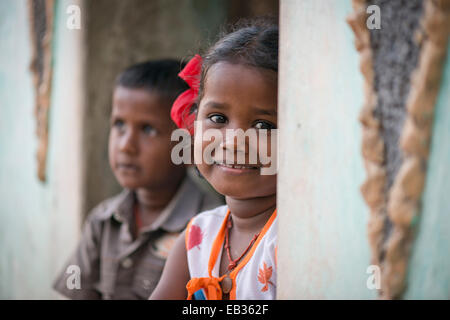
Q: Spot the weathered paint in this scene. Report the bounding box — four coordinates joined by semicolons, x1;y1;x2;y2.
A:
277;0;376;299
0;0;83;298
403;45;450;299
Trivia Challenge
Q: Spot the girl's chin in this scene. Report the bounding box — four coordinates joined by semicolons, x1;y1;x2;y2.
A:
210;182;268;199
198;165;276;198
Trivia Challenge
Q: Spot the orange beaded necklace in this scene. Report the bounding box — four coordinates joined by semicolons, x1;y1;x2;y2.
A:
224;215;260;271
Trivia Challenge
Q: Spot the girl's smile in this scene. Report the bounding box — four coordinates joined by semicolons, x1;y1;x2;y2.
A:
214;161;260;174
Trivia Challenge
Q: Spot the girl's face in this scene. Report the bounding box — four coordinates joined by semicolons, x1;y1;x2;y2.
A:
195;62;277;200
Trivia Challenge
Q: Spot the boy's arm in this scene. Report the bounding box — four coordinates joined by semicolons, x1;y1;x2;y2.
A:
149;230;190;300
52;213;102;299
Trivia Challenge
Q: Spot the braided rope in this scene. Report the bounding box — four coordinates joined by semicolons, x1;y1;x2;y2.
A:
347;0;387;292
348;0;450;299
382;0;450;299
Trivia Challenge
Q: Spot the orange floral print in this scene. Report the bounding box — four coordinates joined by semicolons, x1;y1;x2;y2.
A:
257;262;274;292
187;225;203;250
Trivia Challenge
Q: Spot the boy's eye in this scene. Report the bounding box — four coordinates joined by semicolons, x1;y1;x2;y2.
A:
142;124;157;136
209;114;227;124
254;121;276;130
113;119;125;130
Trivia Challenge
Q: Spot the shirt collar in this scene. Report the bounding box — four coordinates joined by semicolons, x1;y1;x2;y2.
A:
109;176;202;233
146;176;202;233
109;189;135;224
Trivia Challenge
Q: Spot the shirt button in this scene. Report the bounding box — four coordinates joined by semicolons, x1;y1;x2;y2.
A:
121;258;133;269
113;212;122;222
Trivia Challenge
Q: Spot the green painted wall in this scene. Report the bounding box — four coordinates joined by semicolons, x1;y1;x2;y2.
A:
404;45;450;299
0;0;82;299
278;0;450;299
277;0;376;299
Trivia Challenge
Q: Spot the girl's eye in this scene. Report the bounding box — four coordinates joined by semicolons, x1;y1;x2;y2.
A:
142;124;157;136
254;121;276;130
209;114;227;124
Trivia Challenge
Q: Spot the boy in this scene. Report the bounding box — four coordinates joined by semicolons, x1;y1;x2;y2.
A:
53;60;223;299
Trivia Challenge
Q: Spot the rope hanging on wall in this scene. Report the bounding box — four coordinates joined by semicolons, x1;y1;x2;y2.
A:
27;0;55;182
347;0;386;291
383;0;450;299
348;0;450;299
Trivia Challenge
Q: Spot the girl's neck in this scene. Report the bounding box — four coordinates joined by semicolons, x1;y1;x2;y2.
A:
225;194;276;233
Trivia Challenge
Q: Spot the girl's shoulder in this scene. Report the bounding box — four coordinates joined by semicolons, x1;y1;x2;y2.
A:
190;204;228;225
185;205;227;268
185;205;228;250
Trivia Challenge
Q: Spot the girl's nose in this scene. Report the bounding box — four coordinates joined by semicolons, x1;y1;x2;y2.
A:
219;132;246;153
219;129;248;164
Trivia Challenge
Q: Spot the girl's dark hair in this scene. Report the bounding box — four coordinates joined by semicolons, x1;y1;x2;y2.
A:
116;59;188;104
196;17;279;105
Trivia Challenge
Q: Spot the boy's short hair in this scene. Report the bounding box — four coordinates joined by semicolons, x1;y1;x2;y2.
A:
115;59;189;102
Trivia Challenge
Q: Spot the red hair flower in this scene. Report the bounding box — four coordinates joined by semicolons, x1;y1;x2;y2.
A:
171;54;202;135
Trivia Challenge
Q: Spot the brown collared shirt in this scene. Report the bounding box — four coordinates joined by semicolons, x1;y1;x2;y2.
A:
53;177;223;299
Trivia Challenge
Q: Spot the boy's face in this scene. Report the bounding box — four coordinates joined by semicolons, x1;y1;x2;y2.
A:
109;86;181;190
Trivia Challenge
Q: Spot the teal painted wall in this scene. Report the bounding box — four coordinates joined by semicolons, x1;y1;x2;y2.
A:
0;0;82;299
404;45;450;299
278;0;450;299
277;0;376;299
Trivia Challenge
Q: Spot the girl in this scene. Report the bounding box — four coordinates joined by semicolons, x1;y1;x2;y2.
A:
150;19;278;300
